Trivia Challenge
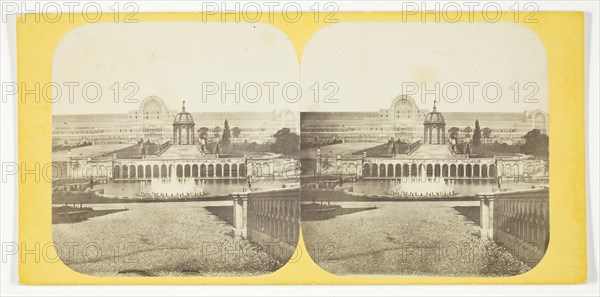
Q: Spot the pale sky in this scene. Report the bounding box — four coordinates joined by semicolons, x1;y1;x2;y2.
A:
52;22;300;114
53;21;547;115
301;22;548;113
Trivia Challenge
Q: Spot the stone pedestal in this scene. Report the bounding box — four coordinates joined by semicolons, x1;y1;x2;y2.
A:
479;195;494;240
232;193;248;239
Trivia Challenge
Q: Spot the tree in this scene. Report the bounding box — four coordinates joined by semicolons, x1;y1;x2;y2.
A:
232;127;241;138
248;141;258;152
396;140;408;154
271;128;300;156
212;126;222;139
472;120;482;148
448;127;460;140
521;129;549;158
198;127;210;138
482;127;492;139
463;126;472;139
222;120;231;148
389;138;397;155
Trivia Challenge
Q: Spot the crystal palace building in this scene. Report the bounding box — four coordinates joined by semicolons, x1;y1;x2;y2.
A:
301;95;548;145
52;96;297;146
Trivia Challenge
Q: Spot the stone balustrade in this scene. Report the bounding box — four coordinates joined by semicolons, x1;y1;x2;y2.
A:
407;140;422;155
231;187;300;262
158;141;172;156
479;187;549;267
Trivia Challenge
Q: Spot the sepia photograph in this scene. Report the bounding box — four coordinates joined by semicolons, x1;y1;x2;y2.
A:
4;0;597;295
50;22;301;276
300;22;550;276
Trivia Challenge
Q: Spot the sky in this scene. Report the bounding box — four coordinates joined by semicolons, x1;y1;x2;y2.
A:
53;21;548;115
52;22;300;114
300;22;548;113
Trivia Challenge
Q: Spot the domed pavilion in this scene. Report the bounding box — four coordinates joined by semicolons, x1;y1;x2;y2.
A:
172;101;195;145
423;101;446;145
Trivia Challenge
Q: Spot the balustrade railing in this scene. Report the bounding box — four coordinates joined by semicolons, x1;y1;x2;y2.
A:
247;188;300;244
231;187;300;261
158;141;172;156
479;187;549;267
407;140;422;155
447;142;456;156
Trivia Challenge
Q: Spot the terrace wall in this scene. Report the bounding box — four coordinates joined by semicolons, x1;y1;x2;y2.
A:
479;187;549;267
231;188;300;262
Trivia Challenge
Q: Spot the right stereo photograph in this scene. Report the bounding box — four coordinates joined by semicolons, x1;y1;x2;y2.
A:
299;22;549;277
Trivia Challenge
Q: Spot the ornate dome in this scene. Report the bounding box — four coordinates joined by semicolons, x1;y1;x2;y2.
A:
423;103;445;124
173;101;194;125
390;94;417;113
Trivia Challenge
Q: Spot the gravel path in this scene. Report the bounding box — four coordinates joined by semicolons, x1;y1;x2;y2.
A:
302;201;530;276
52;202;280;276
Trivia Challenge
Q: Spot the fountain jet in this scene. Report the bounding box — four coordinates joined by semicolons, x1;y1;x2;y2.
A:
139;168;205;198
389;164;455;197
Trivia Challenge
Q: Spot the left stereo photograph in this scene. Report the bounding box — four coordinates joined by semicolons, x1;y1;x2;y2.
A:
50;22;301;277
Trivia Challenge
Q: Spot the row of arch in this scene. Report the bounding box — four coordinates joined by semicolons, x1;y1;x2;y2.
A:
113;163;251;179
362;163;498;179
319;163;360;176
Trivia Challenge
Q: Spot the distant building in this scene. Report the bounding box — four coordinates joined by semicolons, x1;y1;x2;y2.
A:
53;96;297;146
301;95;548;145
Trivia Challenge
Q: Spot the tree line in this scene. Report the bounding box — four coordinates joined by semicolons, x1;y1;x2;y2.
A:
197;119;299;157
448;119;549;158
